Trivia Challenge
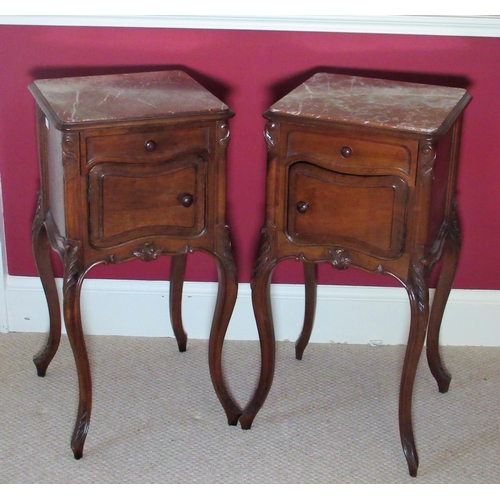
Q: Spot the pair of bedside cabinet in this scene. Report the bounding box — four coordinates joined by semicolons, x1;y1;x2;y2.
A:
29;70;471;477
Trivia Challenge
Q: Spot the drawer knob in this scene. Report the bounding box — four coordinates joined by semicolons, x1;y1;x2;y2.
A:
296;201;309;214
144;140;157;152
340;146;353;158
181;194;194;208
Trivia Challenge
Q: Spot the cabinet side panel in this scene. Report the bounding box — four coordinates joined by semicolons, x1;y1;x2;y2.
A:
46;122;66;238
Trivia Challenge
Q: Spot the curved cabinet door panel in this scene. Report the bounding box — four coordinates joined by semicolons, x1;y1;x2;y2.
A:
287;161;408;259
88;154;206;248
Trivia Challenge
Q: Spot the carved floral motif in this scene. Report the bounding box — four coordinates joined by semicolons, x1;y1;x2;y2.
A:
216;224;238;285
63;242;81;291
328;248;351;271
132;242;164;262
251;225;276;283
408;250;429;314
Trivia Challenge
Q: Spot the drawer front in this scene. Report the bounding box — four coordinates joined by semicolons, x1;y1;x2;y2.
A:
88;154;206;248
287;162;408;259
85;126;209;164
287;130;412;176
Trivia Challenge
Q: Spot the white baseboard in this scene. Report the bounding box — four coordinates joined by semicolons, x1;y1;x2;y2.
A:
4;275;500;346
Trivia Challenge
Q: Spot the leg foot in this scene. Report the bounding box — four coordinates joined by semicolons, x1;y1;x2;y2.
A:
239;413;257;430
71;401;91;459
402;433;419;477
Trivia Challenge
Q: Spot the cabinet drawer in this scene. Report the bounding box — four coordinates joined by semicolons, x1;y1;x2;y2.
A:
287;130;412;176
85;126;209;164
88;154;206;248
287;162;408;259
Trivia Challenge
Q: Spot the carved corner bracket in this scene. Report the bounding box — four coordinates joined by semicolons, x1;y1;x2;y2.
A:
62;133;79;179
218;121;231;148
420;139;437;177
264;121;278;159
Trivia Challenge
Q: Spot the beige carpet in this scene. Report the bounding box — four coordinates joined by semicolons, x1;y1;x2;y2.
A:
0;331;499;483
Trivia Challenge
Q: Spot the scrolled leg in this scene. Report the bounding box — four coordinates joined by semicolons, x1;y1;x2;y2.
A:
426;208;461;393
63;242;92;459
400;254;430;477
208;225;242;425
32;198;61;376
169;254;188;352
295;262;318;360
240;226;277;430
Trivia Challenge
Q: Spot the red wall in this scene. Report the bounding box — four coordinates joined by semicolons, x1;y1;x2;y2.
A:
1;25;499;289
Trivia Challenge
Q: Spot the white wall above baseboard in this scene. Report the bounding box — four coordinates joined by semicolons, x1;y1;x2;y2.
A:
4;275;500;346
0;15;499;38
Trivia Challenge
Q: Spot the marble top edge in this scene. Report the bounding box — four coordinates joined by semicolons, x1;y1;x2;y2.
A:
268;73;469;134
30;70;230;125
276;73;468;97
33;69;181;83
316;72;464;89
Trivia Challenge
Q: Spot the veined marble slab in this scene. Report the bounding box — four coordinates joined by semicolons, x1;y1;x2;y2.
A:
29;70;229;127
268;73;469;134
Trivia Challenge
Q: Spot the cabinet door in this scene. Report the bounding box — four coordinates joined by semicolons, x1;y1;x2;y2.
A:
88;154;206;248
287;162;408;259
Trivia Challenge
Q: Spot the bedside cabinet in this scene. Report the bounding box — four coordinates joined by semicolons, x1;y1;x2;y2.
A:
29;70;240;458
242;73;471;477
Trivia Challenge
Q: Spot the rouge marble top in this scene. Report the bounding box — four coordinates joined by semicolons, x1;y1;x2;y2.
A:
267;73;470;135
29;70;231;128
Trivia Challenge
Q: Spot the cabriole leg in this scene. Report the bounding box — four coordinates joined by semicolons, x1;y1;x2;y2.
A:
240;227;277;430
32;200;61;376
63;243;92;460
169;254;189;352
295;262;318;360
399;255;430;477
208;225;241;425
426;210;461;393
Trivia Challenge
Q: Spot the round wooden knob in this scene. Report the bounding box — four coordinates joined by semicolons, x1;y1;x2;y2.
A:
340;146;353;158
296;201;309;214
144;140;157;152
181;194;194;207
